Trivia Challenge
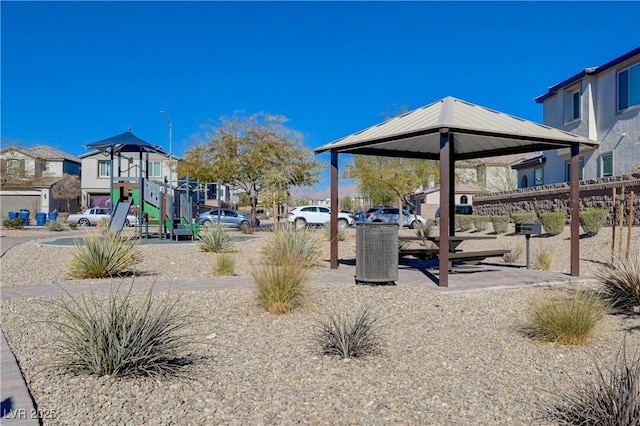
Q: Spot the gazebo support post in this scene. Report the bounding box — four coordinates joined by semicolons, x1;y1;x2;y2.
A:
570;145;580;276
438;129;451;287
448;134;456;238
330;151;339;269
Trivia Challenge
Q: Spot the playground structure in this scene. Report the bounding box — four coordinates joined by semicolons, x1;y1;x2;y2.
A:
85;130;203;240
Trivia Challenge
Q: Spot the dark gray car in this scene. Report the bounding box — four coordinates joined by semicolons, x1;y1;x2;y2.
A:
196;208;259;230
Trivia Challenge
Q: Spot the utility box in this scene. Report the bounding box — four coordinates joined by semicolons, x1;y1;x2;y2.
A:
515;223;542;235
355;222;398;284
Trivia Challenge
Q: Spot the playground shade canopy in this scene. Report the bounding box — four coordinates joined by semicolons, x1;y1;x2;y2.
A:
85;130;168;154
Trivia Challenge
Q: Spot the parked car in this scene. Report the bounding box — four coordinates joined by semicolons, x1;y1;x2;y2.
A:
287;206;355;229
365;207;427;228
435;204;473;219
196;208;259;230
66;208;139;227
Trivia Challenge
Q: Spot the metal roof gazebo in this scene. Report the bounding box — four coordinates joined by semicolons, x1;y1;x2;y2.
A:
314;96;600;287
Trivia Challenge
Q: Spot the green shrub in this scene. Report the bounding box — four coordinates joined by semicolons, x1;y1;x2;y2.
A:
503;244;523;264
314;306;382;360
595;254;640;312
580;208;609;236
322;223;346;242
259;226;321;268
457;215;474;232
45;219;67;231
212;253;235;277
2;218;24;229
472;216;490;232
543;337;640;424
540;211;565;235
491;215;510;234
198;225;235;253
41;284;192;377
511;212;537;224
252;262;309;314
66;230;142;278
533;249;553;271
525;290;608;345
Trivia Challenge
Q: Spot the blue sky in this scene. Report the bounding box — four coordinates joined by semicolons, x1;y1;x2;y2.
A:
2;1;639;188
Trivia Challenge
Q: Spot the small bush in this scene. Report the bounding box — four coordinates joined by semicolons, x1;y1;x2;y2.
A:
322;223;346;242
212;253;235;277
580;208;609;236
533;249;553;271
259;226;321;268
472;216;490;232
97;217;109;229
511;212;537;224
45;219;67;231
414;220;434;237
41;284;193;377
503;244;523;264
525;290;608;345
69;223;78;230
491;215;510;234
253;262;309;314
2;218;23;229
595;254;640;312
239;222;254;234
457;215;474;232
540;211;565;235
66;230;142;278
314;306;382;360
198;225;235;253
543;337;640;424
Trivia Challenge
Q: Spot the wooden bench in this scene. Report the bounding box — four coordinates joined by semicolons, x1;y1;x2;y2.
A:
447;249;510;266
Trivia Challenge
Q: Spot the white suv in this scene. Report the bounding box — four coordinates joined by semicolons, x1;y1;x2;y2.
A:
287;206;355;229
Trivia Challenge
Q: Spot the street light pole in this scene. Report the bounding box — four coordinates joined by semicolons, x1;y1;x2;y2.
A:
160;110;173;188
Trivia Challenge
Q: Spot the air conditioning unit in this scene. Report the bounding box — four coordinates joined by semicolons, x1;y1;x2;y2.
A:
355;222;398;284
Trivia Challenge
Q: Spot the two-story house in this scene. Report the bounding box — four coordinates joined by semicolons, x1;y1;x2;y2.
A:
514;47;640;187
0;145;82;218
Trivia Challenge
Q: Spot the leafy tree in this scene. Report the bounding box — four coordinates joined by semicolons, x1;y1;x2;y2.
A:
177;112;320;223
340;196;353;212
51;174;81;212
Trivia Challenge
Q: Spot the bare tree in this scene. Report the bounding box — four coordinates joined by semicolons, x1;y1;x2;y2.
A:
51;174;81;212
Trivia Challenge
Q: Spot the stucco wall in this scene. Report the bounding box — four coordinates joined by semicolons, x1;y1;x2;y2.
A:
473;173;640;226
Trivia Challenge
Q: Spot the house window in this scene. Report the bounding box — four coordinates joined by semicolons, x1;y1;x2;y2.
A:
148;161;162;178
618;62;640;112
534;167;544;186
460;195;468;204
601;152;613;177
521;175;528;188
98;160;111;177
564;87;581;123
565;157;584;181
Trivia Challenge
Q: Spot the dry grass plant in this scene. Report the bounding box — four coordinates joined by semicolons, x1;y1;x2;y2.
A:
533;249;553;271
66;230;142;278
595;253;640;312
45;218;67;231
259;225;322;268
313;306;382;359
503;243;523;264
252;261;310;314
524;290;608;345
212;253;235;277
40;283;193;378
198;225;235;253
457;215;474;232
322;223;346;242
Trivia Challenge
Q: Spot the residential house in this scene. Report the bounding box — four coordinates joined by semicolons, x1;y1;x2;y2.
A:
514;47;640;187
0;145;82;218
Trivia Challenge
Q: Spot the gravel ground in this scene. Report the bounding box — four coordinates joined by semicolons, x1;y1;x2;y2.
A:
1;225;639;425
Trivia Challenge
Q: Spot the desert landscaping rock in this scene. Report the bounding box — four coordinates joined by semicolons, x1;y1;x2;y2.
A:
1;225;639;424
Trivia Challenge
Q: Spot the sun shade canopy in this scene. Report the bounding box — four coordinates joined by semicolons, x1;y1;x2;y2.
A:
314;97;599;160
85;130;168;155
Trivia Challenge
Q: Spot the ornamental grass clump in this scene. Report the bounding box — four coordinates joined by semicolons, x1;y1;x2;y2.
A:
511;212;537;224
212;253;235;277
543;337;640;425
45;218;66;231
2;218;23;229
198;225;235;253
314;306;382;359
252;262;309;314
259;226;322;268
472;215;490;232
540;211;566;235
595;254;640;312
503;244;523;264
524;290;608;345
533;249;553;271
580;208;609;236
41;284;193;378
66;230;142;279
322;223;346;242
490;215;510;234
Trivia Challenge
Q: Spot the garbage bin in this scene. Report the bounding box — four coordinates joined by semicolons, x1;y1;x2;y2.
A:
48;212;58;222
8;212;18;221
355;222;399;284
36;212;47;226
19;209;30;226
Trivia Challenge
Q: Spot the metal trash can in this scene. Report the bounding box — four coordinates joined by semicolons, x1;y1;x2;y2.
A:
36;212;47;226
355;222;399;284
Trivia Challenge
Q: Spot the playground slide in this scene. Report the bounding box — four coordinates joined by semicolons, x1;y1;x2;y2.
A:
109;200;132;232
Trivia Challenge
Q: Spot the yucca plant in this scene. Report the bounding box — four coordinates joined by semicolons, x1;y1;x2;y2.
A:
322;223;346;242
41;284;193;377
525;290;608;345
540;211;566;235
212;253;235;277
45;218;67;231
314;306;382;359
66;230;142;278
252;262;309;314
259;226;322;268
595;254;640;312
533;249;553;271
197;225;235;253
543;337;640;425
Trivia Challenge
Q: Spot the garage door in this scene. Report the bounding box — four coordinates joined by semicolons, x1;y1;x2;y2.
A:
0;194;41;220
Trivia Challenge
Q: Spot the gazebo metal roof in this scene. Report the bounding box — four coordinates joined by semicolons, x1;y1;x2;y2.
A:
85;130;168;155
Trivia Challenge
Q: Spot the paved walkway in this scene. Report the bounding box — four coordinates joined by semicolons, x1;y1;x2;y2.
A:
0;234;593;423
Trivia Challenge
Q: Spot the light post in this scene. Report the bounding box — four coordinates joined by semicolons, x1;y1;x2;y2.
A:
160;110;173;188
